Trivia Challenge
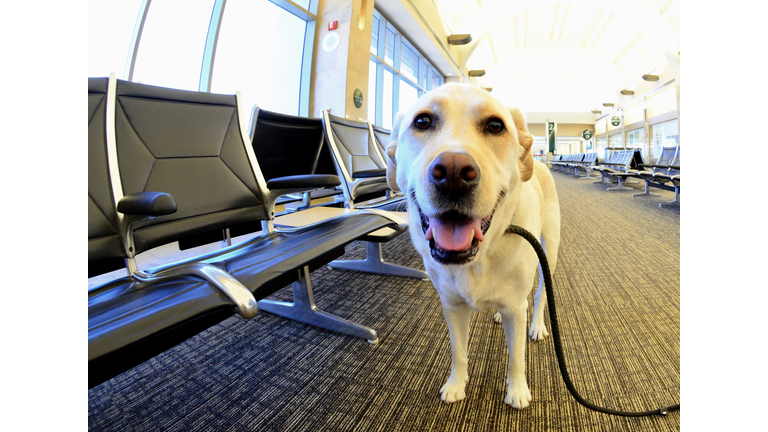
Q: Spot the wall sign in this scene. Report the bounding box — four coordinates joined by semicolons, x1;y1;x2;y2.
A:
611;116;621;127
582;130;593;140
546;122;556;153
322;32;340;52
353;89;363;108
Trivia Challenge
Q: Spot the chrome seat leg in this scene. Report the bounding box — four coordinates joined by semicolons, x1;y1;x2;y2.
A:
257;266;379;343
329;242;429;280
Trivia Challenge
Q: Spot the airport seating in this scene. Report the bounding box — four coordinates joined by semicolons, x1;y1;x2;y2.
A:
624;145;681;207
369;123;391;163
320;110;427;279
88;76;406;388
248;107;344;214
321;110;404;211
574;153;599;179
592;149;644;191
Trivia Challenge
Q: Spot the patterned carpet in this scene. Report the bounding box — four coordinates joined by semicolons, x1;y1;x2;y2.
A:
88;170;680;431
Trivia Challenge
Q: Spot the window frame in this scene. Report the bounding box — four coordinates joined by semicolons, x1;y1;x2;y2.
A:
368;8;443;128
121;0;318;117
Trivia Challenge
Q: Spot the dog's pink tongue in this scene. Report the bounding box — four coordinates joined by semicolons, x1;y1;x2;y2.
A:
426;217;483;251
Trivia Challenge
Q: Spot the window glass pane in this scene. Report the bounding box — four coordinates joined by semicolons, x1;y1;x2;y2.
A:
368;60;377;123
400;41;418;82
420;59;429;89
596;137;607;161
88;0;144;79
384;26;395;67
370;13;379;56
431;70;442;90
608;133;623;148
383;69;394;129
211;0;307;116
399;79;419;114
132;0;214;90
652;119;679;161
292;0;311;9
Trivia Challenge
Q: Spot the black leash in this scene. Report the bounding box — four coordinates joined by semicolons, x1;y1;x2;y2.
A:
504;224;680;417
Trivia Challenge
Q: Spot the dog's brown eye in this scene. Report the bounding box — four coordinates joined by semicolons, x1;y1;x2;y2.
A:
487;119;505;134
414;114;432;130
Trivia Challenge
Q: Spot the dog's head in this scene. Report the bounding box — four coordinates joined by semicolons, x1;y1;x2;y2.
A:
385;83;534;265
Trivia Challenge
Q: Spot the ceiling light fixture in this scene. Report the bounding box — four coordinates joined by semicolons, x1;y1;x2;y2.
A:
602;103;614;107
468;70;486;77
642;74;659;81
592;110;601;114
447;34;472;45
620;89;635;95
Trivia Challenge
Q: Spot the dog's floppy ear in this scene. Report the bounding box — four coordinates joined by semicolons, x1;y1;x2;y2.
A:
509;107;534;182
385;112;405;192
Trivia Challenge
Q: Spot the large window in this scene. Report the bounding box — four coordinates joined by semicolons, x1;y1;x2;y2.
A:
210;0;307;116
88;0;316;116
131;0;213;91
652;119;679;162
88;0;144;79
368;9;443;128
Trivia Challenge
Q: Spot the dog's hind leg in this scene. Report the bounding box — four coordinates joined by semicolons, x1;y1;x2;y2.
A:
439;299;471;404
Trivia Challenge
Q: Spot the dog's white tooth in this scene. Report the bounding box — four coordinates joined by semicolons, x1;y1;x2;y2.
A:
470;229;474;239
432;227;437;239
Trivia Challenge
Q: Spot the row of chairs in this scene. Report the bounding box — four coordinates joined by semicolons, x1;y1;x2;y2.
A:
88;75;422;388
550;153;598;176
550;147;681;207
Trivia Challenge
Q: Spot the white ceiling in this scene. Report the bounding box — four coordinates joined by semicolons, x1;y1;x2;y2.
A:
380;0;680;116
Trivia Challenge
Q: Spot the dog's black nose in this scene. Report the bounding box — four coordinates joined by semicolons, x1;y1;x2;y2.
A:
429;152;480;196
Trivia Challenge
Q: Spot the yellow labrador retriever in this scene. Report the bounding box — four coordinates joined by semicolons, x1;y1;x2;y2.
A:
385;83;560;408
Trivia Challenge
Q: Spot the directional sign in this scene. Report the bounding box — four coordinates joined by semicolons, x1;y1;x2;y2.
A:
582;130;593;140
547;122;556;153
611;116;621;127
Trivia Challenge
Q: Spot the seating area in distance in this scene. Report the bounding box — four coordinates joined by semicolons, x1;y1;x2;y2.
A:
548;146;680;207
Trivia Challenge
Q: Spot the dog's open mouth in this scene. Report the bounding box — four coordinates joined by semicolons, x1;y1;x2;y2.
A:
413;192;504;265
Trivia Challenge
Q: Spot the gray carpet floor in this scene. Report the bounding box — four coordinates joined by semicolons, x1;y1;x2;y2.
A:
88;171;680;431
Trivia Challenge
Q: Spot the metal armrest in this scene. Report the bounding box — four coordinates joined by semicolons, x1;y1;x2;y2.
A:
134;262;258;319
352;169;386;179
117;192;178;272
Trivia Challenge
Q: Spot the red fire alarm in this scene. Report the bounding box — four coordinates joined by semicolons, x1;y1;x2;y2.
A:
328;21;338;31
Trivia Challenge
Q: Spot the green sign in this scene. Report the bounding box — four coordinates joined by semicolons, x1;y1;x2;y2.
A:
546;122;556;153
582;130;593;140
353;89;363;108
611;116;621;127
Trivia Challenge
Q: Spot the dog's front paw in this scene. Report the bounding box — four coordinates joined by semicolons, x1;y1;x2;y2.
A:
440;375;468;404
493;311;502;324
528;318;549;341
504;379;532;409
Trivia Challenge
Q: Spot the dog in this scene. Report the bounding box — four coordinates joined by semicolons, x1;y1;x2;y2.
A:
385;83;560;408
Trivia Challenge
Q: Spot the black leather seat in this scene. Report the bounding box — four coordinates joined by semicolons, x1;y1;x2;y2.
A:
322;111;403;211
248;107;344;213
88;76;405;388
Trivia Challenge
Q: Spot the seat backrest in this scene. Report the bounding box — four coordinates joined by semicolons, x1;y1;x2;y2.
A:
249;107;325;181
656;146;677;167
323;112;384;175
113;79;270;256
322;111;390;204
88;77;125;276
369;123;391;165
